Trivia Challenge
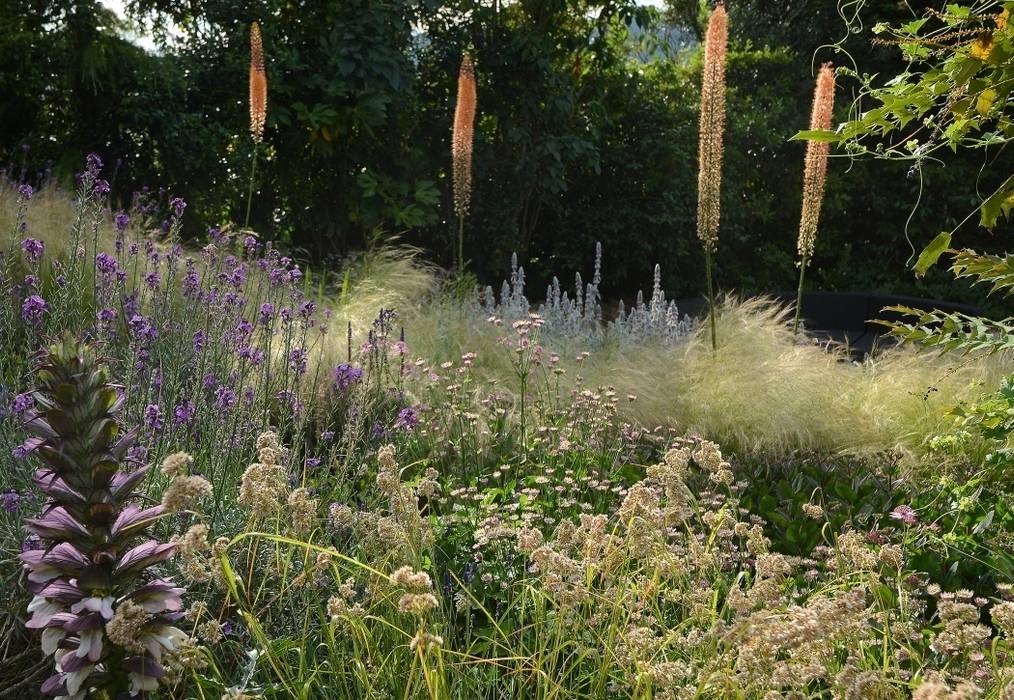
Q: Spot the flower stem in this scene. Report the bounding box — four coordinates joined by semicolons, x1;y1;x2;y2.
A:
793;256;808;336
705;251;717;351
457;213;465;276
245;143;259;229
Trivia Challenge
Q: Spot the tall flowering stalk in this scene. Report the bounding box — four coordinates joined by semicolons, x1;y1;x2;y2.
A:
452;53;477;276
696;2;728;351
245;21;267;228
794;63;835;335
20;336;193;698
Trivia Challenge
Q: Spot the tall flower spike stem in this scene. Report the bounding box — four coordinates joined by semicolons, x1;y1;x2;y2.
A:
452;53;476;276
794;62;835;336
696;2;728;351
246;21;267;229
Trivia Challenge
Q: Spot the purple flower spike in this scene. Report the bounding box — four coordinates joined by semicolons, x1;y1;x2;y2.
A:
19;337;191;699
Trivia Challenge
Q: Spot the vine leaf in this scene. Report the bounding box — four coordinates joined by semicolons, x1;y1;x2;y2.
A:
980;175;1014;230
913;231;951;277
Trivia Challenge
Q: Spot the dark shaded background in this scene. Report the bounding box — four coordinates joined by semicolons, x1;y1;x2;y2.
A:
1;0;1005;309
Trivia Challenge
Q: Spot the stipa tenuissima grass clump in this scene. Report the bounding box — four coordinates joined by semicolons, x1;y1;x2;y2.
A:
19;336;203;698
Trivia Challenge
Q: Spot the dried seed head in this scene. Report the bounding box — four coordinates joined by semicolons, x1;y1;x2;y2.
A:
249;22;267;143
797;63;835;263
696;2;728;254
452;53;477;219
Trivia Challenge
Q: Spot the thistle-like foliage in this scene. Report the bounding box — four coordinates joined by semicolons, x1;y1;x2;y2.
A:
452;53;477;220
249;22;267;144
20;336;189;699
695;2;728;254
797;63;835;263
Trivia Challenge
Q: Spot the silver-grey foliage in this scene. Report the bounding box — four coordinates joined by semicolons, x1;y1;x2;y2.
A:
480;243;695;348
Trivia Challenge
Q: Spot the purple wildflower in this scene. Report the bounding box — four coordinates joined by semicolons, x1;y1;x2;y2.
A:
172;401;195;426
332;363;364;390
11;392;34;416
258;303;275;325
22;295;47;325
215;386;236;410
288;348;307;375
1;489;21;512
169;197;186;216
114;212;130;231
18;184;33;200
21;238;44;263
95;252;119;276
394;407;419;431
143;404;163;432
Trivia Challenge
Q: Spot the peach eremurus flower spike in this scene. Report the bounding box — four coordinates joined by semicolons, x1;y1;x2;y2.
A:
793;62;836;335
797;63;835;262
249;22;267;144
696;1;728;255
696;1;728;351
452;53;477;220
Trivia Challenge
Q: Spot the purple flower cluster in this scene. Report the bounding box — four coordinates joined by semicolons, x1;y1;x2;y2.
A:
22;237;44;263
394;406;419;431
22;294;48;325
333;363;364;391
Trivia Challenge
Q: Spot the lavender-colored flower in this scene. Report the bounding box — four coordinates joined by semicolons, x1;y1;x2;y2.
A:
182;263;200;297
394;406;419;431
172;401;195;426
193;329;206;353
333;363;364;391
23;274;39;289
95;252;119;276
288;348;307;375
305;457;322;470
143;404;163;432
22;238;44;263
1;489;21;512
169;197;186;216
144;271;161;290
127;314;157;341
85;152;103;173
215;386;237;410
300;300;317;318
321;430;335;442
889;505;918;526
258;302;275;325
202;373;218;391
96;308;116;323
18;183;33;200
92;178;111;196
22;294;48;325
11;392;33;416
114;212;130;231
